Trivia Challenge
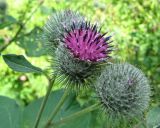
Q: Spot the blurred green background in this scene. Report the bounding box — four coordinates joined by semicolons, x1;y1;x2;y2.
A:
0;0;159;109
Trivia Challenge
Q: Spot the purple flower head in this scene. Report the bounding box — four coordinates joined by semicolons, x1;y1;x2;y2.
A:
62;22;112;62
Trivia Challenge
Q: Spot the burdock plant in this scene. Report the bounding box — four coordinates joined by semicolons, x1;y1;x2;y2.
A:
2;9;151;128
37;10;150;128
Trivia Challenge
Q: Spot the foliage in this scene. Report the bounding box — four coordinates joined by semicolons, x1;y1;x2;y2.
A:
0;0;160;128
0;90;93;128
3;54;42;73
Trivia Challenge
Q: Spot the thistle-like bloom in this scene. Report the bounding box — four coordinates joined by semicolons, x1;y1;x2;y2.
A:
95;63;150;117
53;21;113;89
62;22;112;62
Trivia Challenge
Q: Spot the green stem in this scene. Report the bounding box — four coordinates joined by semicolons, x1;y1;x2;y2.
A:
34;75;56;128
45;89;70;127
51;103;99;127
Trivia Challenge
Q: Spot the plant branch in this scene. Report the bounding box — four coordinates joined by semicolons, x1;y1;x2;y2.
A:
0;24;23;52
0;0;44;53
34;74;56;128
45;88;70;127
50;103;99;127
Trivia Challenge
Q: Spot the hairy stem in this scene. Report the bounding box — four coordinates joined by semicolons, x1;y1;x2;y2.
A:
45;89;70;127
0;0;44;53
50;103;99;127
34;74;56;128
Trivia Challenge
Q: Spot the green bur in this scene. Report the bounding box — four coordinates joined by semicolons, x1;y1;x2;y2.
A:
95;63;150;118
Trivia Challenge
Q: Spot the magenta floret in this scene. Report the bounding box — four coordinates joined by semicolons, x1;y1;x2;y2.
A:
63;23;112;62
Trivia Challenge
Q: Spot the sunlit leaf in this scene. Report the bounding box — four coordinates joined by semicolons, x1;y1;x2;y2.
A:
17;27;47;57
0;15;17;29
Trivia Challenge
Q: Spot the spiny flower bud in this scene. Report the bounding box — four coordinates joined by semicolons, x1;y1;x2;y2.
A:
95;63;150;117
43;10;84;51
53;21;113;89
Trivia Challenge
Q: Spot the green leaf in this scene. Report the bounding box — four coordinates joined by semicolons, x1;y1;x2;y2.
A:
0;15;17;29
40;6;54;15
3;54;42;73
0;96;22;128
22;89;92;128
146;106;160;128
17;27;47;57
